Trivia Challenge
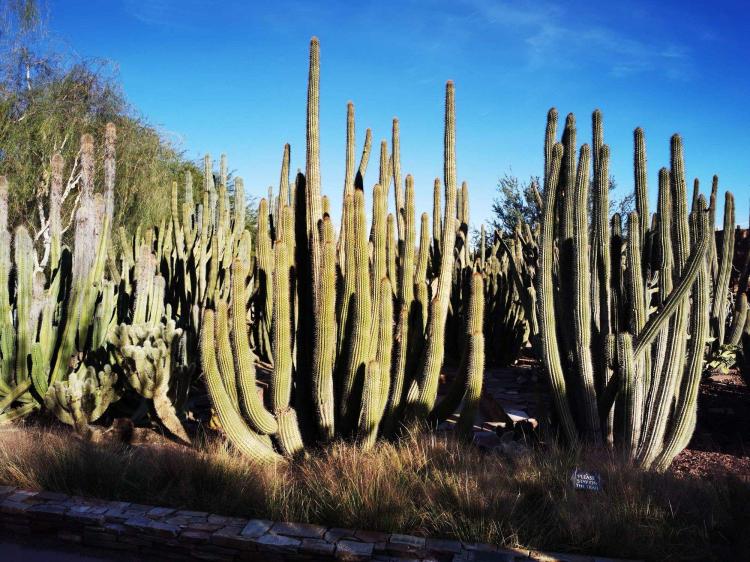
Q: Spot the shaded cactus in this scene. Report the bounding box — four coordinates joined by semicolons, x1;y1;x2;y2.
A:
536;109;715;471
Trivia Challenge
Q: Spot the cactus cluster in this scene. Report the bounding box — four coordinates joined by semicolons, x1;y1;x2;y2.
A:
478;224;538;365
536;108;726;471
705;195;750;375
0;133;115;429
200;38;485;460
3;36;742;476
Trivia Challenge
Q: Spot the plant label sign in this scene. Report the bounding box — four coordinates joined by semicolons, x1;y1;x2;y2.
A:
571;469;602;491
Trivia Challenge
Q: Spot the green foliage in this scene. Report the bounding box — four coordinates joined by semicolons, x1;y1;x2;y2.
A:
0;2;203;246
490;174;541;235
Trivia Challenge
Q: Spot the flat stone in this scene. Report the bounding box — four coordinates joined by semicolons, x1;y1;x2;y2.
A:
181;529;212;543
336;539;374;560
6;490;38;503
240;518;273;538
272;521;327;538
126;503;153;512
1;500;34;514
211;525;257;550
104;508;128;521
148;520;181;538
122;508;154;519
253;532;300;552
26;503;67;518
426;538;464;554
106;500;130;508
301;537;336;556
165;515;196;526
186;522;224;532
67;510;105;525
123;516;153;532
389;534;426;549
147;506;176;518
505;408;530;422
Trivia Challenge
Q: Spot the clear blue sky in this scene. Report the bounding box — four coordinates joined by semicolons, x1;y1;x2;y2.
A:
48;0;749;228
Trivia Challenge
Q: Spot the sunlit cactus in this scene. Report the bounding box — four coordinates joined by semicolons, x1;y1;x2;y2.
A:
200;40;483;461
536;109;717;471
45;364;119;438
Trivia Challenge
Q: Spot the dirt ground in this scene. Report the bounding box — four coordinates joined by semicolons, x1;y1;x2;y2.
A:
671;370;750;479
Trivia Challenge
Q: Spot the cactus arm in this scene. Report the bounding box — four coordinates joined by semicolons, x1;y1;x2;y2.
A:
543;108;558;186
634;128;649;244
536;143;577;444
392;118;405;243
357;361;381;449
711;192;735;346
570;145;601;444
653;208;710;471
269;240;305;453
340;190;372;428
312;218;336;440
374;277;394;423
215;299;239;407
229;259;277;435
728;293;748;345
14;227;35;384
455;274;485;439
616;333;640;460
201;310;281;463
411;81;459;415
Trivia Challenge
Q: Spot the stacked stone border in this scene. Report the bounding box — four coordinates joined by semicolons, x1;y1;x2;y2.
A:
0;486;635;561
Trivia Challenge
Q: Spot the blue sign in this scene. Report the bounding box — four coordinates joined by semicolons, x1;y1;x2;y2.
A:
571;469;602;491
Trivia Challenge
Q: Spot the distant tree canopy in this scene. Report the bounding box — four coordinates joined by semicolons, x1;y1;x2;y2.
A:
490;173;541;235
490;172;635;235
0;0;206;244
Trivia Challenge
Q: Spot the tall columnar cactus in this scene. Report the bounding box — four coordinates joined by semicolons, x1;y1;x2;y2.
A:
0;130;119;426
536;109;716;471
200;39;483;460
477;224;537;366
702;191;750;375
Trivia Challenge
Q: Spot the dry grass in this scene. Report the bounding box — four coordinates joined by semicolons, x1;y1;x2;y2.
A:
0;424;747;561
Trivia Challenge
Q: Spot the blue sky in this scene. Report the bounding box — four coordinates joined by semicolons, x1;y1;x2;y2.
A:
48;0;749;228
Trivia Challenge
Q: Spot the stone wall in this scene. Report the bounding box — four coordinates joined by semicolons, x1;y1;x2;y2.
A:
0;485;630;562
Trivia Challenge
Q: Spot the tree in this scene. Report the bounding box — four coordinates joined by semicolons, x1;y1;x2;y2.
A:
491;170;635;236
490;173;541;235
0;0;204;263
